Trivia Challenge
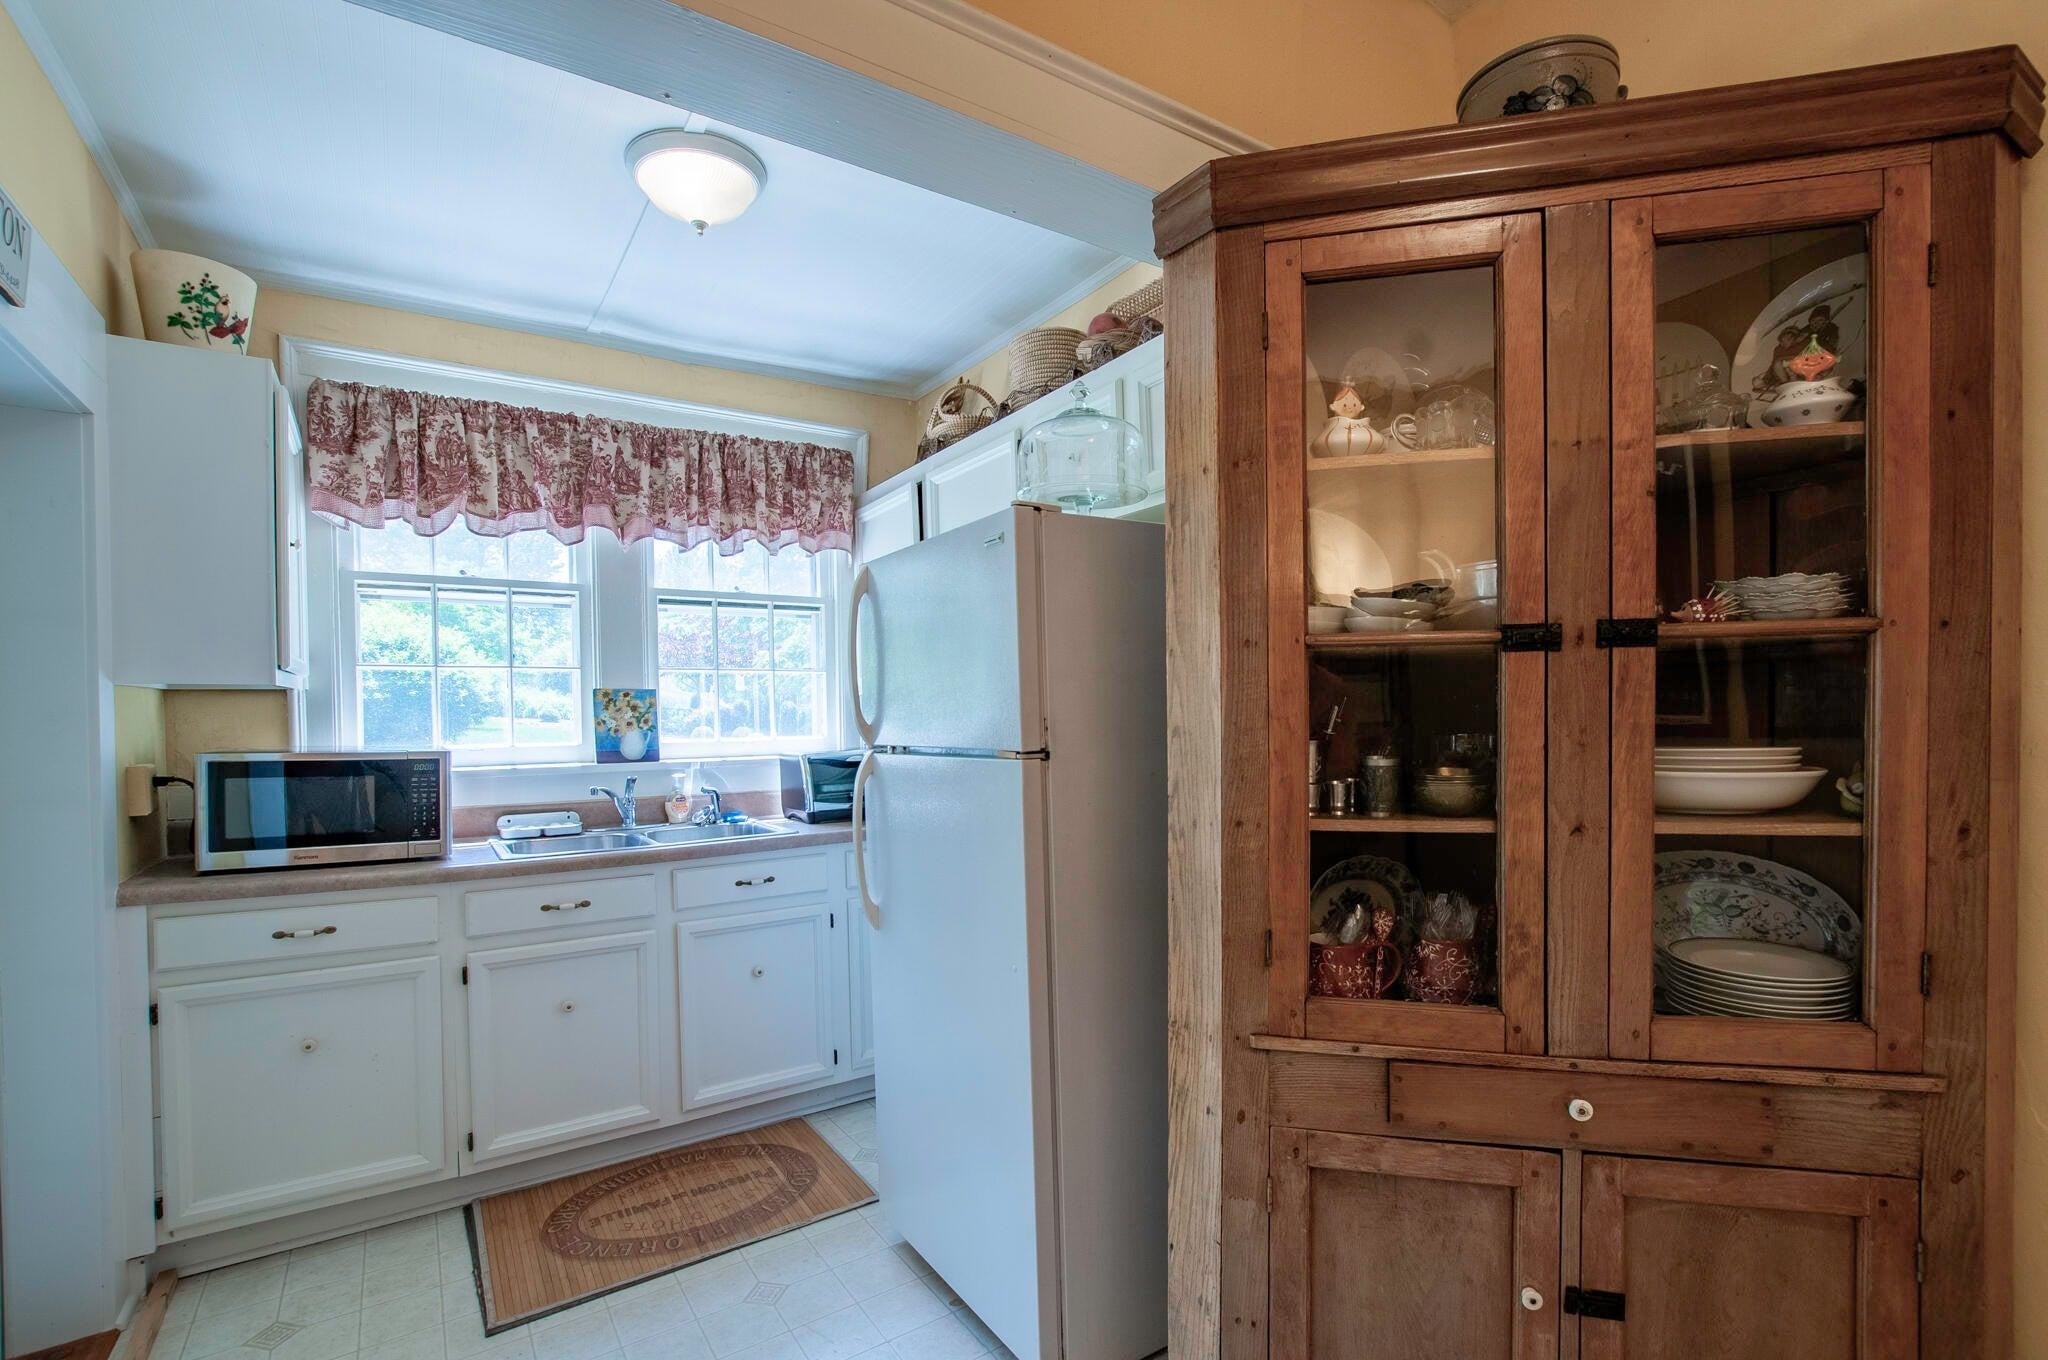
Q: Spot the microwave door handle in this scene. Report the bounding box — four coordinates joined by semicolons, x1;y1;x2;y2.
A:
848;564;878;748
853;751;881;930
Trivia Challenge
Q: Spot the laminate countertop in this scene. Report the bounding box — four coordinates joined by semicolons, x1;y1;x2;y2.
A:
117;820;853;907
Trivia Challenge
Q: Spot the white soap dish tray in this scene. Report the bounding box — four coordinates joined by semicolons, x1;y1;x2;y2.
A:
495;811;585;840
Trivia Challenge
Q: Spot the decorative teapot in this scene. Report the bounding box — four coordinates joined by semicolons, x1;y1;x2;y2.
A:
1310;382;1387;459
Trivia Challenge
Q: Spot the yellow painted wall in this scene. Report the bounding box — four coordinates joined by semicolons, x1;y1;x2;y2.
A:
0;7;139;334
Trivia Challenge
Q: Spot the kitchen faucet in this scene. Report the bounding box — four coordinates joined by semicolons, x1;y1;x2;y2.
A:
590;776;638;828
691;786;723;826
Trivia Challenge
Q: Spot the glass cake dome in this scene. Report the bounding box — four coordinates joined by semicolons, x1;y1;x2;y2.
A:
1015;382;1145;513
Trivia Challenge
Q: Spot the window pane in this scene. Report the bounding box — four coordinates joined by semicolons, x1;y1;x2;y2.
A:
718;542;772;594
431;520;508;579
775;672;819;738
437;587;510;665
360;667;433;747
512;592;577;667
658;670;717;741
652;541;714;590
657;602;716;668
513;669;580;747
768;546;817;597
354;524;433;574
718;604;772;669
357;586;432;664
506;532;573;583
718;671;771;739
773;608;819;669
438;668;511;747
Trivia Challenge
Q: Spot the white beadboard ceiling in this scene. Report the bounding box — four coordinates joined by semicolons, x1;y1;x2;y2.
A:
18;0;1129;395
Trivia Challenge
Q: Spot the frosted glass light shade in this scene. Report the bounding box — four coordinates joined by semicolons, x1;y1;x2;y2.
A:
627;130;766;234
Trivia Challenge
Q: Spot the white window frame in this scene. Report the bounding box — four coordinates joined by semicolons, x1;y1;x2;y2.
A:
284;338;866;781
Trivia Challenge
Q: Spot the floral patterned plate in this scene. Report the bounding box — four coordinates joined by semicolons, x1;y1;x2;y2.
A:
1652;851;1861;963
1310;855;1422;937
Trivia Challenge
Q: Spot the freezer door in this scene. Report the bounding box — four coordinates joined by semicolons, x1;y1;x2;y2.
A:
852;506;1043;753
865;750;1057;1360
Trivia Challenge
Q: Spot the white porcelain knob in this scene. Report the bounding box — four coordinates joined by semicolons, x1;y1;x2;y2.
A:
560;1000;576;1013
300;1039;318;1053
751;966;766;978
1519;1287;1544;1312
1567;1098;1594;1123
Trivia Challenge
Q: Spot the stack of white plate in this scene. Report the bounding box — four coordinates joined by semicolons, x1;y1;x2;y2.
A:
1655;937;1857;1020
1712;572;1854;619
1653;746;1827;813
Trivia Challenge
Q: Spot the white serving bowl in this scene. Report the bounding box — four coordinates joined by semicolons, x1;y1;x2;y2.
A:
1349;595;1440;620
1343;614;1434;634
1652;766;1827;813
1757;380;1860;427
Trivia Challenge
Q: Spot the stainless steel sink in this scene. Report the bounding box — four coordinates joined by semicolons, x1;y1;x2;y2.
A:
638;822;797;845
486;821;796;859
488;830;655;859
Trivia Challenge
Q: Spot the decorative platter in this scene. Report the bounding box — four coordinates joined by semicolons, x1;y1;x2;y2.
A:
1651;850;1861;963
1310;855;1422;934
1729;255;1869;398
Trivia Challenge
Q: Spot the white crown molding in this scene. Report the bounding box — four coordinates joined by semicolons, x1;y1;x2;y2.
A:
2;0;156;251
880;0;1269;157
908;255;1140;400
247;266;933;402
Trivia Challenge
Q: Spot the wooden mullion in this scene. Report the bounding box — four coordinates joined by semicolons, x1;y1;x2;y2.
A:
1648;169;1885;238
1263;240;1309;1040
1265;1127;1311;1360
1576;1157;1626;1360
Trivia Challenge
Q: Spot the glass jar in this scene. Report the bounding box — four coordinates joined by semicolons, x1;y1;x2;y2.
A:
1016;382;1146;512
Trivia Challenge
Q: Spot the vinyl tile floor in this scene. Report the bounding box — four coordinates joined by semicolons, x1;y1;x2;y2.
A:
140;1102;1018;1360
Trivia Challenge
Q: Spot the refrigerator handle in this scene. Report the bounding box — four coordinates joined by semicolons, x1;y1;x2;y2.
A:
847;563;879;748
852;750;882;929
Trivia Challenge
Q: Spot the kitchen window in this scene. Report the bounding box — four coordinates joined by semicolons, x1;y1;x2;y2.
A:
651;541;831;749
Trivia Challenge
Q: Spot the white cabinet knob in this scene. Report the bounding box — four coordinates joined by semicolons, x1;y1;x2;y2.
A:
1519;1287;1544;1312
1567;1098;1595;1123
300;1038;319;1053
751;966;765;978
560;1000;576;1013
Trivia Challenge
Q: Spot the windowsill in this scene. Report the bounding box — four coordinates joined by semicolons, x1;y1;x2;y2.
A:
449;752;840;807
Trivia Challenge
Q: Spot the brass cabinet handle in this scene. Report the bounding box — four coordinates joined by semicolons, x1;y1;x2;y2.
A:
540;898;593;912
272;926;338;940
735;875;776;887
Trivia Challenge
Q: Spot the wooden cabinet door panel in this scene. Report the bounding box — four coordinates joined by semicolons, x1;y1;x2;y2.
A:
1271;1130;1559;1360
1579;1157;1916;1359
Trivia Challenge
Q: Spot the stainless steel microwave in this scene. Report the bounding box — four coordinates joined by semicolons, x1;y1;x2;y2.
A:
194;751;451;872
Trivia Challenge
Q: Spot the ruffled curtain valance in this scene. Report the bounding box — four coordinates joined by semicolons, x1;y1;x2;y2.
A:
302;377;855;556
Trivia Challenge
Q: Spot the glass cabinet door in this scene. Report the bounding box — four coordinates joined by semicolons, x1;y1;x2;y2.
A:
1607;169;1931;1070
1265;215;1545;1054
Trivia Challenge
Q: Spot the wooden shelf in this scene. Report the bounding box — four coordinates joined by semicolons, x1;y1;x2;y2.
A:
1658;616;1878;644
1654;421;1864;452
1308;628;1501;651
1311;815;1497;834
1306;445;1495;471
1654;811;1863;838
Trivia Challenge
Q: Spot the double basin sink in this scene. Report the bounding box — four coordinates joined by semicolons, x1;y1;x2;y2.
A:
488;820;795;861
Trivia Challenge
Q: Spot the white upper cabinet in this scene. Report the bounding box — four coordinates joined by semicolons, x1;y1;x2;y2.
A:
920;426;1021;540
107;338;307;688
466;930;662;1164
856;481;921;566
155;955;445;1231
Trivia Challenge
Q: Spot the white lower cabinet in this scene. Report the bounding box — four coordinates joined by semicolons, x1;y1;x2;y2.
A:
466;931;661;1163
155;956;444;1232
678;902;846;1109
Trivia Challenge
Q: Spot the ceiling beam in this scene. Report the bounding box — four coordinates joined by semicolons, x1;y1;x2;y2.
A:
345;0;1159;260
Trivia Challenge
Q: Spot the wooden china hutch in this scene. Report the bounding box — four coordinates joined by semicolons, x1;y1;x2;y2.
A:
1159;48;2038;1360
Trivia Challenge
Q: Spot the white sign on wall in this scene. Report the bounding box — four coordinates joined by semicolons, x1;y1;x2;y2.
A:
0;185;30;307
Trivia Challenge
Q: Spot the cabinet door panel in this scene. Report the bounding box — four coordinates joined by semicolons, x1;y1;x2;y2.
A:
1270;1130;1559;1360
857;481;921;563
678;903;844;1108
157;956;444;1230
1579;1157;1916;1360
467;931;659;1162
921;431;1018;538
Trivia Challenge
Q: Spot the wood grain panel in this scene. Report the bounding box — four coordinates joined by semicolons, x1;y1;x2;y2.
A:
1264;1051;1389;1133
1649;170;1885;238
1299;216;1503;276
1264;239;1309;1041
1305;996;1507;1050
1164;226;1274;1360
1649;1014;1877;1070
1543;200;1612;1058
1919;132;2020;1360
1154;47;2042;255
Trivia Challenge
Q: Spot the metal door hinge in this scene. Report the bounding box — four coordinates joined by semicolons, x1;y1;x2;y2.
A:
1262;930;1273;968
1595;617;1660;649
1563;1286;1626;1320
1500;621;1563;653
1927;243;1939;287
466;1132;474;1152
834;1048;840;1065
148;1003;158;1026
460;965;468;985
830;912;835;929
1920;953;1932;997
154;1196;163;1221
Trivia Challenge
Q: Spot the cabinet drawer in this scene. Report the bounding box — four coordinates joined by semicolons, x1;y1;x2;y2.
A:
464;874;657;939
674;850;829;909
154;896;438;972
1386;1062;1923;1175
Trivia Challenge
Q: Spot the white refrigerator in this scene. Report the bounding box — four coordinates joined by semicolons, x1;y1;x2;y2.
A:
849;504;1166;1360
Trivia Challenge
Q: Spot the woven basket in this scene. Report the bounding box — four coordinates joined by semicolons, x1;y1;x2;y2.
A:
1077;327;1140;372
1110;278;1164;326
918;377;996;461
1009;326;1085;393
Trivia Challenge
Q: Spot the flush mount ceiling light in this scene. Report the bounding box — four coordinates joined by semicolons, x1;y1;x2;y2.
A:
626;130;766;235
